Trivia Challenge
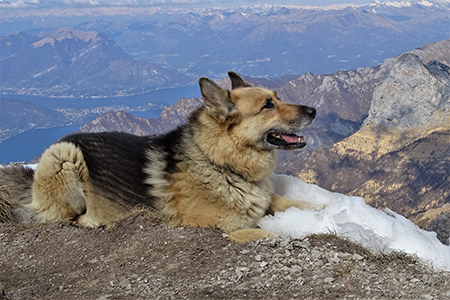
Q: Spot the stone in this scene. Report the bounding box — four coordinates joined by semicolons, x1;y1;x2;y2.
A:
427;212;450;245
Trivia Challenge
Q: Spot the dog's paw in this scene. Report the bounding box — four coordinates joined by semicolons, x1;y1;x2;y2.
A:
227;228;278;243
292;200;325;211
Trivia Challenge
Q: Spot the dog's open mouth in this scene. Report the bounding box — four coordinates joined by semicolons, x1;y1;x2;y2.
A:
266;132;307;149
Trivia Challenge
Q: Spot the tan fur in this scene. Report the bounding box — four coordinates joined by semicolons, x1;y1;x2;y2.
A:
21;71;319;243
29;142;89;222
76;183;130;227
154;76;318;240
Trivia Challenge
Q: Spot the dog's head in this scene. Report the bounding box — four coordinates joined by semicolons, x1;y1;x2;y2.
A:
198;71;316;152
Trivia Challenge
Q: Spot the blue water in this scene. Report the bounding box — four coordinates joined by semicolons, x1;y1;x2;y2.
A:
0;85;201;164
128;109;164;119
1;85;200;109
0;125;81;164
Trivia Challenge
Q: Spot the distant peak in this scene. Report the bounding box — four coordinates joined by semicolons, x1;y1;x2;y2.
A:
31;28;102;48
53;27;101;41
370;0;448;7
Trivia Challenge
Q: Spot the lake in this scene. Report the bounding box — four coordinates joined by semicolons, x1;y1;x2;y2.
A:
0;125;81;164
2;85;201;109
0;85;201;164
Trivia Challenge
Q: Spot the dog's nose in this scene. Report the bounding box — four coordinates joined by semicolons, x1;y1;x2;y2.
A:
306;107;316;119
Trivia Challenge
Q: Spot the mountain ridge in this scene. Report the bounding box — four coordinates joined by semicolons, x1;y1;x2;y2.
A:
31;27;104;47
0;98;67;141
0;28;192;97
293;41;450;226
1;2;448;81
362;53;450;129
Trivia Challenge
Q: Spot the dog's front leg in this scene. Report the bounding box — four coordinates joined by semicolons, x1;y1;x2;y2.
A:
267;194;319;215
227;195;321;243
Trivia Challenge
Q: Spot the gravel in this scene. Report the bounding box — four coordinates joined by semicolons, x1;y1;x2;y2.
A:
1;209;450;299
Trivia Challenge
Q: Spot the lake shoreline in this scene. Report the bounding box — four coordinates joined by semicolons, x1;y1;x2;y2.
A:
1;85;201;164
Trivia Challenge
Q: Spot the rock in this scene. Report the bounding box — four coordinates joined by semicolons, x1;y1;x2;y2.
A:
294;239;311;249
0;282;6;297
362;53;450;129
295;46;450;218
324;277;335;283
338;253;353;261
118;278;131;290
78;97;203;137
427;212;450;245
421;294;433;300
353;253;364;261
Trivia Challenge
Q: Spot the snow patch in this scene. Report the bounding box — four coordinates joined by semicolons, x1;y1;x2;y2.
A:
259;174;450;271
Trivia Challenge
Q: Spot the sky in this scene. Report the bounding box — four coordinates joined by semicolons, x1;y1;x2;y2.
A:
0;0;373;9
179;0;372;7
203;0;371;6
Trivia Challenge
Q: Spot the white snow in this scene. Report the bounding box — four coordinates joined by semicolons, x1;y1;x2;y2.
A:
25;164;38;170
370;0;441;8
259;174;450;271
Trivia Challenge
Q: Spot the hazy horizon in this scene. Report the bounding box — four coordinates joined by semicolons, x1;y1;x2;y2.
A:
1;0;373;10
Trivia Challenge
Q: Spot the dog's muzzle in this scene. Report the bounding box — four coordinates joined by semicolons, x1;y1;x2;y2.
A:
265;105;316;150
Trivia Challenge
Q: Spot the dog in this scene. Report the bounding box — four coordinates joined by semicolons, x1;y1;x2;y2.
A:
0;71;317;243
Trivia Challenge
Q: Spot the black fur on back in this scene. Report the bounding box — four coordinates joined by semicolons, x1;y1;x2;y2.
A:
60;129;184;208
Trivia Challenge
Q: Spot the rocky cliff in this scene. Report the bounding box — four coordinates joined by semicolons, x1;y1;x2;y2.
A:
78;97;203;135
362;53;449;129
295;41;450;225
0;28;191;97
409;39;450;67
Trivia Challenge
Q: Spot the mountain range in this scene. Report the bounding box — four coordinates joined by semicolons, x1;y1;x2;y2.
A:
289;40;450;243
295;49;450;217
0;98;67;141
53;1;450;78
0;28;191;97
0;0;449;97
77;97;203;136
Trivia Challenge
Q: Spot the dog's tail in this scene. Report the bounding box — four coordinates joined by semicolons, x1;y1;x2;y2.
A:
0;165;35;224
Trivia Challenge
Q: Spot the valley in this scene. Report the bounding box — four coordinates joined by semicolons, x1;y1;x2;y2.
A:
1;1;449;97
0;85;201;163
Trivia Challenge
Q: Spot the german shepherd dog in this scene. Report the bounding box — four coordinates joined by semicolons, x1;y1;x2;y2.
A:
0;72;317;243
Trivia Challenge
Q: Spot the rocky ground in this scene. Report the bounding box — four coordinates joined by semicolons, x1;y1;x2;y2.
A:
1;209;450;300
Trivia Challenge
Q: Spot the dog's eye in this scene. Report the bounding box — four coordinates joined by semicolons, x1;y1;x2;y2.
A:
262;101;274;109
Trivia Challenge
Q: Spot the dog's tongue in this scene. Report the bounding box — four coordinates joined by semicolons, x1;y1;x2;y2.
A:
280;134;304;144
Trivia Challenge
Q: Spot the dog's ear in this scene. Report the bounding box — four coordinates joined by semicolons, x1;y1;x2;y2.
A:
199;77;239;123
228;71;251;90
